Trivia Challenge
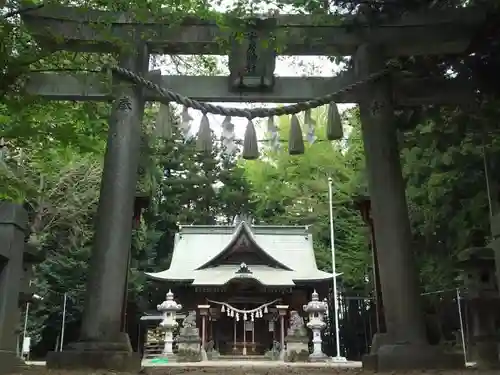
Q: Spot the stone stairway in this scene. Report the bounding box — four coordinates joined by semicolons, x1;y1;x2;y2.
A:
143;342;165;358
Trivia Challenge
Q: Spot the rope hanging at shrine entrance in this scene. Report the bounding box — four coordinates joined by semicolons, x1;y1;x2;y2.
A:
106;61;397;159
206;298;280;322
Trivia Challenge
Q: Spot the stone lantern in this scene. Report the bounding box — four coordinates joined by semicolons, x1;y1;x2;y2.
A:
157;290;182;356
303;290;328;361
457;246;499;369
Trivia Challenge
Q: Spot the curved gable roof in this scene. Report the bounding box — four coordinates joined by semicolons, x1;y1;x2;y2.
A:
195;221;292;271
145;223;337;284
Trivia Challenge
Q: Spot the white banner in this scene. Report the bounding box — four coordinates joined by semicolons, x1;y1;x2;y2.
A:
22;337;31;354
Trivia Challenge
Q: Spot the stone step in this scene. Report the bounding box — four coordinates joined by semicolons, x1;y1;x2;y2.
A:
144;343;165;358
216;355;271;361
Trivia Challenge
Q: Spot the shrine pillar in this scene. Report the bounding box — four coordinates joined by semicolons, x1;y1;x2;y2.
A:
355;44;463;371
276;305;288;360
198;305;210;360
46;45;148;370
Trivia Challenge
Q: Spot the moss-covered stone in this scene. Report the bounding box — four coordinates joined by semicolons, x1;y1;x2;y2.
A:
285;349;310;363
175;349;202;362
264;349;280;361
206;350;220;360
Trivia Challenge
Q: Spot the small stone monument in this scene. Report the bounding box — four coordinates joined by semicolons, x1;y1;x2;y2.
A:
285;310;309;362
303;290;328;361
176;310;202;362
458;246;499;369
157;290;182;357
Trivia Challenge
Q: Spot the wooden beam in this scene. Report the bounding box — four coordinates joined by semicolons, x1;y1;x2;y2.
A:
21;5;485;56
25;71;475;106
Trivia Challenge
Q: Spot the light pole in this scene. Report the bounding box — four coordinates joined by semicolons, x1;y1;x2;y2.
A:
60;292;68;351
22;301;30;359
328;177;347;362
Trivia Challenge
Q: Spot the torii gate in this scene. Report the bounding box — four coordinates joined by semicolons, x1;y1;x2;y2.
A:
20;4;485;371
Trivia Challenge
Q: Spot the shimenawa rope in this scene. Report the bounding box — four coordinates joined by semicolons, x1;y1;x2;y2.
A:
105;61;396;120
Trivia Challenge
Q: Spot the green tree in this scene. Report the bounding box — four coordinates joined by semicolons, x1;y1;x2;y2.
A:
243;107;371;291
400;104;499;293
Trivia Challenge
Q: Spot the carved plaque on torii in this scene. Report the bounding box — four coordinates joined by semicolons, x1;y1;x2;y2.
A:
228;18;277;92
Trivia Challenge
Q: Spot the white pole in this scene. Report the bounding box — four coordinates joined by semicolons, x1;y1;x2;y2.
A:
22;302;30;351
456;288;467;365
60;293;67;352
328;177;346;362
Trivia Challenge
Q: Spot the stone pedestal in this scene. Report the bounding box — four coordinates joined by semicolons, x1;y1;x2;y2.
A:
285;336;309;362
177;334;202;362
308;330;327;361
0;350;25;375
46;332;141;371
177;333;201;352
458;247;500;369
176;314;202;362
163;330;174;355
0;203;28;375
284;310;309;362
363;344;464;371
468;300;499;368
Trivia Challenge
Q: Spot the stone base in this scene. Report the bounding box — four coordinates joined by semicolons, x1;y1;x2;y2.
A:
155;354;177;362
369;332;390;354
0;350;24;375
206;350;220;360
46;350;141;371
176;348;202;362
362;344;465;371
200;348;208;361
279;349;286;361
308;352;330;362
46;335;141;371
285;336;309;362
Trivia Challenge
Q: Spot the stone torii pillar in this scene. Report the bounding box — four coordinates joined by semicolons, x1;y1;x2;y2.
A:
46;45;148;370
0;203;28;374
355;44;462;371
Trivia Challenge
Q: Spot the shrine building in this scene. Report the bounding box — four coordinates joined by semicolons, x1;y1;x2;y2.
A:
146;219;336;356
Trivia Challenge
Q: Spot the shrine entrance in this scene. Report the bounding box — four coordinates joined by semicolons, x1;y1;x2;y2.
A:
207;279;282;356
20;2;486;371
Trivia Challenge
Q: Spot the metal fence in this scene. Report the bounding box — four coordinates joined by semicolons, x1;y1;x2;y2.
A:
322;288;471;361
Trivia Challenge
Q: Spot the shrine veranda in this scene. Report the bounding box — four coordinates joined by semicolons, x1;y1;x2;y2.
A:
15;2;492;372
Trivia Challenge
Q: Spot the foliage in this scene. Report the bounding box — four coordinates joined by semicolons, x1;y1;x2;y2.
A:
140;119;255;308
400;103;500;294
1;146;102;345
243;107;371;291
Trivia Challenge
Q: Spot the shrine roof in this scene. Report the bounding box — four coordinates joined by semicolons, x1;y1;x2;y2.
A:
146;221;337;285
